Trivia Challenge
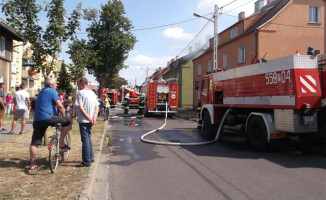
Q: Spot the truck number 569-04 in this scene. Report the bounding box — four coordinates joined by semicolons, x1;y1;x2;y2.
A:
265;70;291;85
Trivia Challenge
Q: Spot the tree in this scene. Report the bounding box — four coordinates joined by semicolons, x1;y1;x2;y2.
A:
1;0;82;78
57;62;73;95
106;73;128;89
74;0;136;97
66;38;89;83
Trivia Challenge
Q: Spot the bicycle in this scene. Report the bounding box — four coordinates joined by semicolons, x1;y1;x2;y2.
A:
48;123;71;173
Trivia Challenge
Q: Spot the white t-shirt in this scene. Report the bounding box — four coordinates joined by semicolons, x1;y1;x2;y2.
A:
14;89;29;110
75;89;99;123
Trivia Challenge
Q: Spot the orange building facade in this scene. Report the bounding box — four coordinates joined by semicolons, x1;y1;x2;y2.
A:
193;0;325;109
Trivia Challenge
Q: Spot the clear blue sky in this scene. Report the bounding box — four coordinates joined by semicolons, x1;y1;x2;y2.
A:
1;0;257;85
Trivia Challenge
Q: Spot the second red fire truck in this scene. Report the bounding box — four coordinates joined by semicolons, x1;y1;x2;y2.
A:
141;79;178;117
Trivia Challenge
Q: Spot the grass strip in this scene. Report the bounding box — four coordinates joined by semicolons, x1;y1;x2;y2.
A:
0;119;105;200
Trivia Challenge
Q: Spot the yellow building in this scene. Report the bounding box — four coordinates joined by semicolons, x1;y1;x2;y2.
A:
22;42;63;97
10;40;23;93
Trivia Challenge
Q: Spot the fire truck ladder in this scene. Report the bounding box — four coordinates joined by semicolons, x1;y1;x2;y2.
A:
149;83;157;108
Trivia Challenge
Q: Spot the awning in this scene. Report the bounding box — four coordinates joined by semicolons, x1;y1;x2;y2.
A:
23;62;34;66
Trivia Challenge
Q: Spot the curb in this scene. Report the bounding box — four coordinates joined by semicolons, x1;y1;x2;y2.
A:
78;121;108;200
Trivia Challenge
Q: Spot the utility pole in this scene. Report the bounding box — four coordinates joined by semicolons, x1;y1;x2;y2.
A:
140;67;149;80
214;4;218;70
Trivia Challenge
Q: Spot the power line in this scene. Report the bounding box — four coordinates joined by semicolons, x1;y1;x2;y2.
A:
75;1;239;34
132;0;239;32
75;12;214;34
131;12;214;32
177;19;211;57
223;0;256;14
220;0;238;10
176;1;240;58
131;18;198;32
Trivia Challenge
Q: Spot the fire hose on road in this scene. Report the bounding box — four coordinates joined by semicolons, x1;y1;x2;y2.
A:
140;103;232;146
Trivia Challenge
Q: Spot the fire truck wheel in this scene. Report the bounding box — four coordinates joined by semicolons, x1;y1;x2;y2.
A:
248;116;268;150
201;110;216;139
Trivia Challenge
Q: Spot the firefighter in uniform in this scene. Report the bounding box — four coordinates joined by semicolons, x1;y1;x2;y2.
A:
122;93;130;117
137;93;145;119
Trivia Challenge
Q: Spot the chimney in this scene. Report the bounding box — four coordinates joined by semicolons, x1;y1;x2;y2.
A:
254;0;264;13
267;0;275;5
238;11;245;21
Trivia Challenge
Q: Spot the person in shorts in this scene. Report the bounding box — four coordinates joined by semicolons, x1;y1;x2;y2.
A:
8;83;30;134
29;78;71;170
0;83;6;132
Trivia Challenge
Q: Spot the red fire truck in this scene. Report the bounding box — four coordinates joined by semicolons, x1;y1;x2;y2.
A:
200;54;326;149
141;79;178;116
102;88;118;107
102;88;110;99
120;86;140;107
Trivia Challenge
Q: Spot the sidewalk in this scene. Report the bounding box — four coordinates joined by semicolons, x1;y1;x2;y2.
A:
0;119;33;141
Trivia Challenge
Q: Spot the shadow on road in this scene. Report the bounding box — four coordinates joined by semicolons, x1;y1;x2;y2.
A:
181;136;326;169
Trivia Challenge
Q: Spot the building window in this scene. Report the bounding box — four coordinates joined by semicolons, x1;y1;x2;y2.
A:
230;27;238;39
223;53;227;70
309;6;320;23
207;60;211;73
198;64;202;75
238;46;246;64
195;81;199;90
0;36;5;57
11;62;17;74
29;80;34;89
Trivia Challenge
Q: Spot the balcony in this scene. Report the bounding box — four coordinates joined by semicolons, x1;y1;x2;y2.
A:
22;69;39;80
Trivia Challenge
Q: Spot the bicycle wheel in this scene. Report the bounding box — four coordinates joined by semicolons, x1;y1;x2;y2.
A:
62;133;71;160
49;138;59;173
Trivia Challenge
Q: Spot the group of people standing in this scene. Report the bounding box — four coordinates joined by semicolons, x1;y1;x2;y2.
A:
99;95;111;120
0;78;147;170
0;77;100;169
30;77;99;169
122;92;146;119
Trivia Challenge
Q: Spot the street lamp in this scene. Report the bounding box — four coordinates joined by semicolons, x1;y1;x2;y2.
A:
193;4;219;70
193;13;214;23
140;67;149;80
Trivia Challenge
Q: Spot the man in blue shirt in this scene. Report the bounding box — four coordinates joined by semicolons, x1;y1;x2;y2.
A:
30;78;71;170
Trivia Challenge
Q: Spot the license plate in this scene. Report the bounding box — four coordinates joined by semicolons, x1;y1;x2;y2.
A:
303;115;314;126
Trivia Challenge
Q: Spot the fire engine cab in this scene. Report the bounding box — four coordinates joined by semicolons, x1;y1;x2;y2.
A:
200;54;326;149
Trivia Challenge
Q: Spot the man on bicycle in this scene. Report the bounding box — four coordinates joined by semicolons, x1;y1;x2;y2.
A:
29;78;71;170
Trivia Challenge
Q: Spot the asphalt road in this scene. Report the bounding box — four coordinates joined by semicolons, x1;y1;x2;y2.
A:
93;108;326;200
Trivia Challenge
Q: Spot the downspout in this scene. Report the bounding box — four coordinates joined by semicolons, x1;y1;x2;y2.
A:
9;59;12;94
255;30;258;61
